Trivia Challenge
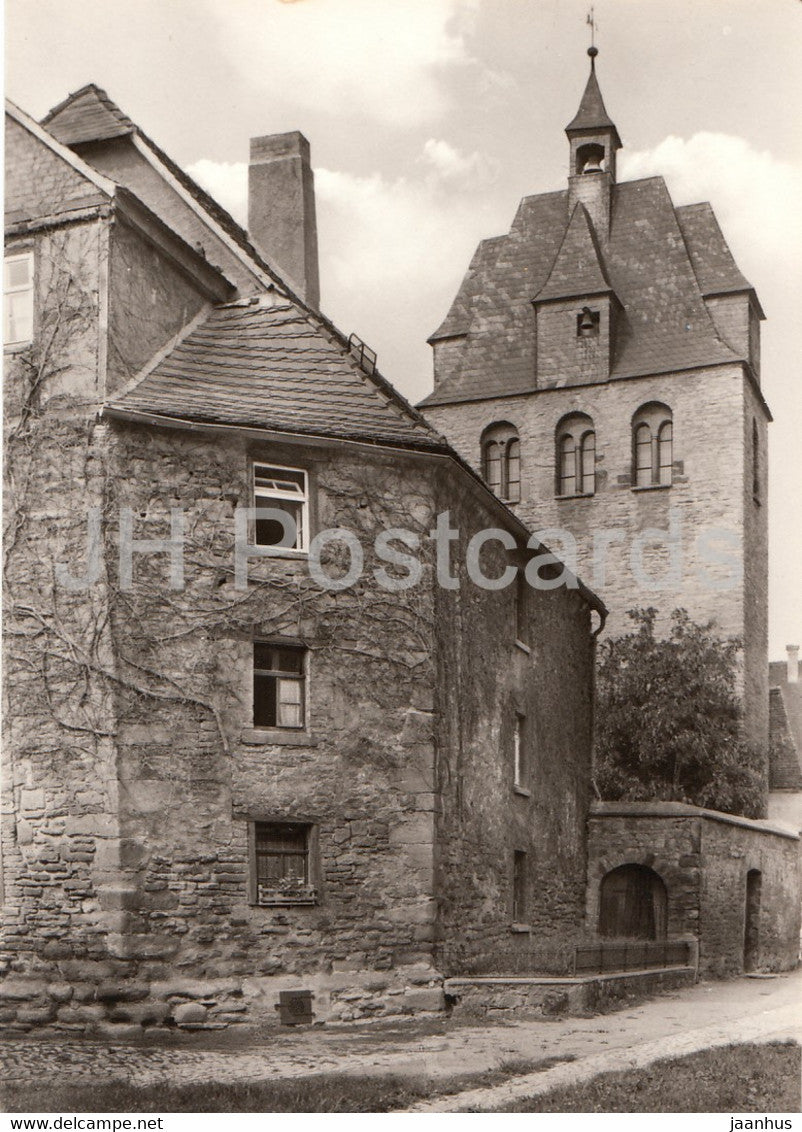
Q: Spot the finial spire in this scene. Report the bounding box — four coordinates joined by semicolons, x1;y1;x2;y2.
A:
587;6;597;58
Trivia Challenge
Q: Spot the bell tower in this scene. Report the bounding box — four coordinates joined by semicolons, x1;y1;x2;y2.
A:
566;47;621;238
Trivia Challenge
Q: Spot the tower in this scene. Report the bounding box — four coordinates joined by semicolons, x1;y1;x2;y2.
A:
419;49;770;752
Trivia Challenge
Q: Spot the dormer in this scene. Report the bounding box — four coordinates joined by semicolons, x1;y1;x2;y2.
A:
565;48;622;239
533;203;620;388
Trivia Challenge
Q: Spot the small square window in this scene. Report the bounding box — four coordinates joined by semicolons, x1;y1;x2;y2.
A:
253;463;308;551
4;252;34;347
249;820;317;906
254;642;306;729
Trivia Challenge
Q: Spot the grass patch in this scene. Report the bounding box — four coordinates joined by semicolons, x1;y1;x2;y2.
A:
1;1055;566;1113
477;1042;801;1113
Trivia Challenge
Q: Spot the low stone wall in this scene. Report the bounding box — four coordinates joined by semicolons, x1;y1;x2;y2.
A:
587;801;801;976
444;968;696;1020
0;964;445;1036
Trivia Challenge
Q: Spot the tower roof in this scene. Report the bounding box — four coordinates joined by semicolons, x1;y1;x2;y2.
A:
565;50;622;150
535;202;614;304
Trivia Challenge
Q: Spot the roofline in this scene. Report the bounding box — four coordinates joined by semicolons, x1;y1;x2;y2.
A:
129;133;285;295
5;98;118;197
100;404;607;619
114;187;236;303
419;359;773;421
703;286;766;321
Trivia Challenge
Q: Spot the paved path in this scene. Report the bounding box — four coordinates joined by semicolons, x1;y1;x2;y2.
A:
1;971;800;1106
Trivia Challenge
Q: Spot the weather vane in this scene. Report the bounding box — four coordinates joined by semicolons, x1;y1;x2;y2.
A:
587;6;597;49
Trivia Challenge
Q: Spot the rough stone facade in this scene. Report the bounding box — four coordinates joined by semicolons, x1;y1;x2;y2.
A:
587;802;800;976
419;66;770;760
1;95;600;1033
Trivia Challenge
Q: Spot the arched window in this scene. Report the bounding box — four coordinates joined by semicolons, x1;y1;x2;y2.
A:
632;403;673;488
481;423;521;503
752;419;760;499
599;864;667;940
555;413;596;497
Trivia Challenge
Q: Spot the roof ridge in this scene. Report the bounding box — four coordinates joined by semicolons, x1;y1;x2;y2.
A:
297;303;445;439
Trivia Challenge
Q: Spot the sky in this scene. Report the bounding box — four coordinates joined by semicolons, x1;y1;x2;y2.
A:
5;0;801;658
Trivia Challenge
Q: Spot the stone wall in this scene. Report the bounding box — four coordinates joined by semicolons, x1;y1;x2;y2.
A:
424;363;770;754
587;802;800;976
432;482;595;974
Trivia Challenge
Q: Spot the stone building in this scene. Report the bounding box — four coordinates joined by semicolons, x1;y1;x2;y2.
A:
1;87;603;1031
768;647;802;831
419;49;770;754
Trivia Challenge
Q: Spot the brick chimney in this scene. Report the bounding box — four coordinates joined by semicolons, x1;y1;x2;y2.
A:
787;645;800;684
248;132;320;310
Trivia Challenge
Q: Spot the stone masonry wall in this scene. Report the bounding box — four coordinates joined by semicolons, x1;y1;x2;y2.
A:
432;473;595;976
424;364;770;753
587;803;800;976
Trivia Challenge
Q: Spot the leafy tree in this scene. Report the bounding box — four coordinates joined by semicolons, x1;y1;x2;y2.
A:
594;608;766;819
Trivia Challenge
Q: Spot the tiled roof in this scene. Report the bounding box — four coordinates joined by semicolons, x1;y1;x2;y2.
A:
565;63;621;146
42;84;135;144
106;298;448;452
421;176;743;408
41;85;282;290
676;202;759;304
535;203;613;303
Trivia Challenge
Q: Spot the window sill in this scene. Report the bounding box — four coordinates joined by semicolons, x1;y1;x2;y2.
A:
251;891;318;908
513;784;531;798
251;547;309;559
510;922;531;934
555;492;594;501
631;483;672;493
241;728;318;747
4;341;32;353
514;639;531;655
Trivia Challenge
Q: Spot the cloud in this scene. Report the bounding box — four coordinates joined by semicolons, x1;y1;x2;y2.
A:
200;0;483;127
620;133;802;305
420;138;499;187
187;143;501;399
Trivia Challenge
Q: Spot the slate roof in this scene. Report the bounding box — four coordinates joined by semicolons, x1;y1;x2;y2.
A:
42;85;282;289
770;663;802;757
535;203;613;303
565;62;622;148
106;298;448;452
421;175;755;408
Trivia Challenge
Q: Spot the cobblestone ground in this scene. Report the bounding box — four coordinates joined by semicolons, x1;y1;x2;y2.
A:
1;971;800;1104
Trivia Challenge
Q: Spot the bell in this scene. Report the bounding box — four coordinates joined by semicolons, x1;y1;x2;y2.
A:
578;308;597;336
582;155;603;174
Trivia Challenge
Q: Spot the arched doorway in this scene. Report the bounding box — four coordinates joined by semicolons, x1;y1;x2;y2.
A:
744;869;762;972
599;864;667;940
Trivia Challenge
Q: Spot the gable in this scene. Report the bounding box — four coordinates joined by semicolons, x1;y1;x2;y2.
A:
4;114;110;225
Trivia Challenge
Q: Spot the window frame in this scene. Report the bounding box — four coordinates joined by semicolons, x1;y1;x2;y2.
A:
481;424;521;504
631;404;673;490
253;641;308;731
247;819;318;907
252;461;309;554
4;250;35;349
512;849;528;923
513;712;526;789
555;414;596;498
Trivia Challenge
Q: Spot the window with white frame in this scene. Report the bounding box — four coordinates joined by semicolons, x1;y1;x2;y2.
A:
249;820;316;906
4;251;34;347
632;403;673;488
253;463;308;550
253;642;306;729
